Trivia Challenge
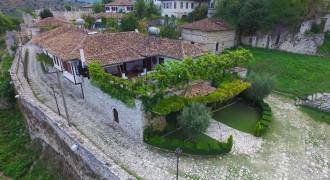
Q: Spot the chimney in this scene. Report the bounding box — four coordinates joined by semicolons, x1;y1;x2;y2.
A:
80;49;86;65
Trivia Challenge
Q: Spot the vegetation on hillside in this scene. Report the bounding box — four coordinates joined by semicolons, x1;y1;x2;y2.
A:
319;33;330;57
39;9;53;19
0;13;72;179
215;0;327;35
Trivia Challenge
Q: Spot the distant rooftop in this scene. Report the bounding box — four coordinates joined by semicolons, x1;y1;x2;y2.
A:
106;0;134;6
180;18;234;32
33;17;71;28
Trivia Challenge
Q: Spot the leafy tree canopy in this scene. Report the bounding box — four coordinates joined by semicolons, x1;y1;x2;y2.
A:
82;15;96;29
93;3;105;13
39;9;53;19
120;13;138;31
0;12;20;34
178;103;212;140
215;0;326;34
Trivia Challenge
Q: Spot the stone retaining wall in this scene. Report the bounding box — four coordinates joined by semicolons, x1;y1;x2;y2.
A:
10;48;134;179
241;18;326;55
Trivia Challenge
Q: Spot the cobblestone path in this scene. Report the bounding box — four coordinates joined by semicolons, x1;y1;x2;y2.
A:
26;42;329;179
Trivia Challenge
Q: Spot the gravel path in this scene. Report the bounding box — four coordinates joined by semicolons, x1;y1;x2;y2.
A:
26;41;329;179
206;120;263;155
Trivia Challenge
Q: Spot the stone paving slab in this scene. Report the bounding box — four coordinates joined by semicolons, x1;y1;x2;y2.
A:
206;120;263;155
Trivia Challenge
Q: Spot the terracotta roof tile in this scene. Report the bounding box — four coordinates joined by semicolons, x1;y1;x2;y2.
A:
180;18;234;32
182;81;216;97
33;17;71;28
93;12;125;19
33;28;205;66
106;0;134;6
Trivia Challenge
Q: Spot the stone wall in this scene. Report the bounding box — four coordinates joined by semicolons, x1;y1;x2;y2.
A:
82;79;146;142
181;29;236;53
10;48;134;179
241;18;326;55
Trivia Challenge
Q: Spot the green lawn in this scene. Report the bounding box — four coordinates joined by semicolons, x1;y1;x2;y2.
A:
213;101;260;134
300;106;330;125
246;48;330;97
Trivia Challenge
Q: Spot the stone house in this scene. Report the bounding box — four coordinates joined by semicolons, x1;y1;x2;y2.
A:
32;26;205;141
160;0;208;18
105;0;134;13
180;18;236;53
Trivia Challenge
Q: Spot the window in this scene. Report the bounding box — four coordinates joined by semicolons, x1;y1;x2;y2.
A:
169;2;172;9
159;58;165;64
111;6;117;11
216;42;219;52
163;3;165;8
186;2;188;9
191;3;194;9
210;2;214;8
106;7;110;11
174;2;176;9
127;6;133;11
180;2;183;9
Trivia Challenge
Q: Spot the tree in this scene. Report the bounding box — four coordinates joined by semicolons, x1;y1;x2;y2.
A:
39;9;53;19
134;0;160;19
64;5;72;11
102;0;113;4
178;103;211;140
188;5;208;22
160;26;180;39
134;0;146;19
93;3;105;13
120;13;138;31
244;72;276;102
238;0;267;35
82;15;96;29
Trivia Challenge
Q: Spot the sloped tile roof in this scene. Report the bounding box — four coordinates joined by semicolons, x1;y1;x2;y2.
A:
182;81;216;97
33;27;206;66
93;12;125;19
106;0;134;6
33;17;72;28
180;18;234;32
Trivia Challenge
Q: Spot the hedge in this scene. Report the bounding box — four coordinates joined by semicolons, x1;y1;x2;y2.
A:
144;128;233;155
152;80;251;115
254;101;272;137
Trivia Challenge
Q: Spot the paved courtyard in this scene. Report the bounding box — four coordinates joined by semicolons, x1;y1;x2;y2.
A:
26;42;329;179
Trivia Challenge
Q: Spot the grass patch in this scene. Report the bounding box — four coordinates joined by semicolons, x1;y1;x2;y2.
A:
144;118;232;155
300;106;330;125
213;101;260;134
245;48;330;97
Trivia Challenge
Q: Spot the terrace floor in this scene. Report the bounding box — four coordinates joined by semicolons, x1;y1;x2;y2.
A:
26;43;330;179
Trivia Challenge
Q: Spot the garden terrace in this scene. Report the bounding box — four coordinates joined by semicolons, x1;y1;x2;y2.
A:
88;49;253;109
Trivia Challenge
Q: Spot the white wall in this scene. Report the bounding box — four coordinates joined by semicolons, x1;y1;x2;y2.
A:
161;0;197;18
105;5;133;13
181;29;236;53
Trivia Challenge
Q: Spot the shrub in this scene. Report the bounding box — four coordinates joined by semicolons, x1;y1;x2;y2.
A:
244;72;276;102
143;128;233;155
120;13;138;32
254;101;272;137
39;9;53;19
178;103;211;140
152;80;251;115
309;22;322;34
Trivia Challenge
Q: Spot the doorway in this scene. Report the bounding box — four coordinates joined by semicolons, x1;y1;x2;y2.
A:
113;108;119;123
